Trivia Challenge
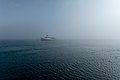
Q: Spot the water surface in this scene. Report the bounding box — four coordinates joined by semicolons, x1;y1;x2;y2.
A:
0;40;120;80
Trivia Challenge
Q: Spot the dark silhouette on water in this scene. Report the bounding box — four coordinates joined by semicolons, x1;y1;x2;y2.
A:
41;35;56;41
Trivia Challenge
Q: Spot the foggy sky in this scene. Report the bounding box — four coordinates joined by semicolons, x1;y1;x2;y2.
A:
0;0;120;40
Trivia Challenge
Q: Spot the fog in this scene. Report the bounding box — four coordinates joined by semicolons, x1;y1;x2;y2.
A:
0;0;120;40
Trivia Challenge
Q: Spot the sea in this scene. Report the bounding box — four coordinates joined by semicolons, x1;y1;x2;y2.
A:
0;40;120;80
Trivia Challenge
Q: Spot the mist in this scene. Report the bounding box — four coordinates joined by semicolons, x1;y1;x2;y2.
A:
0;0;120;40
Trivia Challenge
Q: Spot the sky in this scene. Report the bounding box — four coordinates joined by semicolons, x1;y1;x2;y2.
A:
0;0;120;40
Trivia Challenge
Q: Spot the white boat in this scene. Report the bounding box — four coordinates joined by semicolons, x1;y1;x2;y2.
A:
41;35;56;41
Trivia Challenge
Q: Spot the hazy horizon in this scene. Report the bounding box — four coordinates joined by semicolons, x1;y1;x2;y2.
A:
0;0;120;40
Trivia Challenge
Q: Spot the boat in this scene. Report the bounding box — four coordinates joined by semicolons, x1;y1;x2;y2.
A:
41;35;56;41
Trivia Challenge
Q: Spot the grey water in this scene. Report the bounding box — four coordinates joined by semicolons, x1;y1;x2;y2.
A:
1;40;120;80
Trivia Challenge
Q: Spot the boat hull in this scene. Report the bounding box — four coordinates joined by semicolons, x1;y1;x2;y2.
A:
41;38;56;41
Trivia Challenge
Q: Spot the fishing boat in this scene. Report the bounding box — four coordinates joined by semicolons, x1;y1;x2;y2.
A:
41;35;56;41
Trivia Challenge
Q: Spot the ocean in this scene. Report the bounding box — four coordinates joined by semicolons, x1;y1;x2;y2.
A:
0;40;120;80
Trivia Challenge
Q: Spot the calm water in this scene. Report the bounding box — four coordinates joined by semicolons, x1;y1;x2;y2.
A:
1;40;120;80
